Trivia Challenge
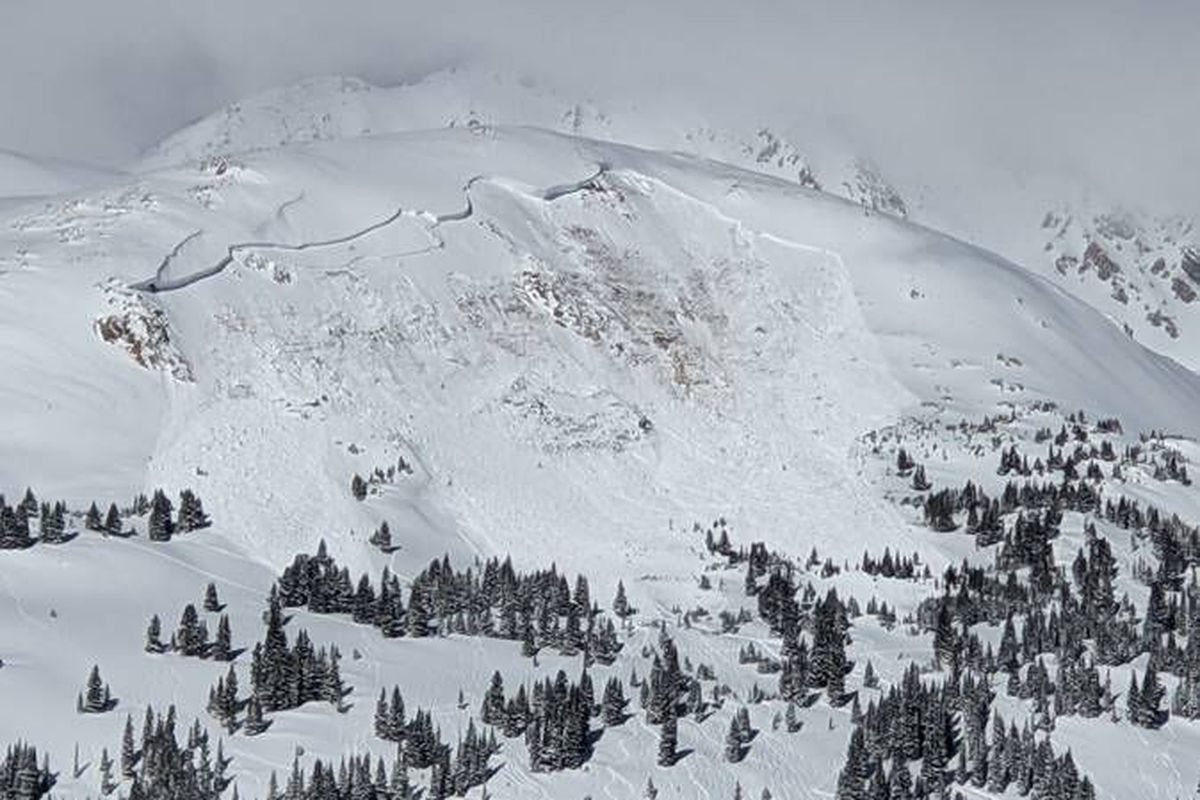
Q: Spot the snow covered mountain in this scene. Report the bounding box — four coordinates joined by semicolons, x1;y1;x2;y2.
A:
2;70;1200;800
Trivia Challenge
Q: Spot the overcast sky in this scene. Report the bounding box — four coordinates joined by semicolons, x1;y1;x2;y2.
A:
3;0;1198;212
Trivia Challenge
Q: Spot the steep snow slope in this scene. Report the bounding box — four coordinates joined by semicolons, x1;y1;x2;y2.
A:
32;124;1197;569
145;69;1200;375
3;120;1200;799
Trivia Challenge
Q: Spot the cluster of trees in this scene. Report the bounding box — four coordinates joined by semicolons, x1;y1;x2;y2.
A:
922;477;1099;544
108;705;231;800
1103;493;1200;579
145;600;234;661
248;590;349;714
0;741;54;799
1125;665;1168;729
265;747;424;800
147;488;210;542
367;522;397;553
206;665;248;734
524;670;594;772
834;663;1096;800
859;548;924;580
350;456;413;501
723;707;753;763
372;686;500;794
0;486;208;549
77;665;116;714
273;544;623;663
374;707;496;797
763;581;852;703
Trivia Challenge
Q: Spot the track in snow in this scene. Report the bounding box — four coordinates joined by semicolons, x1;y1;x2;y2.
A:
133;164;607;293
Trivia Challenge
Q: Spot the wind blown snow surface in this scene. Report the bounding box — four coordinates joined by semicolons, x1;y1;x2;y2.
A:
2;76;1200;800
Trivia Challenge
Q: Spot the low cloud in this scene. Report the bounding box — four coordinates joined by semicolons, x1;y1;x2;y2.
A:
3;0;1197;214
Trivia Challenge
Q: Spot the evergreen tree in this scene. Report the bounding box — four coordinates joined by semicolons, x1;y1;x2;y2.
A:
481;671;506;726
145;614;166;653
147;489;174;542
104;503;123;536
602;677;627;726
613;581;633;620
1133;665;1167;728
85;502;103;532
724;715;744;763
211;615;233;661
121;714;138;777
658;702;678;767
99;747;116;796
78;665;113;713
204;582;222;612
177;489;211;531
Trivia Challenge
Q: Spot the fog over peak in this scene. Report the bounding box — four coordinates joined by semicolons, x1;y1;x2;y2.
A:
4;0;1198;215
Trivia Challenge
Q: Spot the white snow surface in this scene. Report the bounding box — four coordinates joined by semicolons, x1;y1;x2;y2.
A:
2;72;1200;799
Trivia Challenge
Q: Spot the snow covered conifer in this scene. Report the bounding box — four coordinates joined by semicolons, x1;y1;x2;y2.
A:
658;702;678;766
147;489;174;541
204;582;221;612
85;502;102;531
211;614;233;661
145;614;165;653
177;488;210;531
104;503;123;536
613;580;633;619
79;664;113;713
724;716;744;763
121;714;137;777
602;677;627;725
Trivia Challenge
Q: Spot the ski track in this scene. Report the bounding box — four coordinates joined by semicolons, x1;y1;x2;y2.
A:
133;165;607;294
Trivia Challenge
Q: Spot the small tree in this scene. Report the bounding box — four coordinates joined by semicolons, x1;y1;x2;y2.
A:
177;489;210;532
724;715;744;763
104;503;123;536
145;614;166;653
657;703;678;766
147;489;174;542
79;665;113;713
613;581;634;620
85;502;103;531
204;582;222;612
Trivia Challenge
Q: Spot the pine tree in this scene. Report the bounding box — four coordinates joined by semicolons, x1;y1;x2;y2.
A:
613;580;633;620
145;614;165;653
104;503;123;536
211;614;233;661
371;521;393;551
351;474;368;501
244;695;269;736
85;502;103;531
173;603;209;657
658;702;678;767
1134;665;1167;728
177;489;210;531
785;702;801;733
204;582;222;612
481;671;506;726
121;714;137;777
933;601;957;669
147;489;174;541
79;664;113;713
99;747;116;796
724;715;744;763
602;677;627;726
